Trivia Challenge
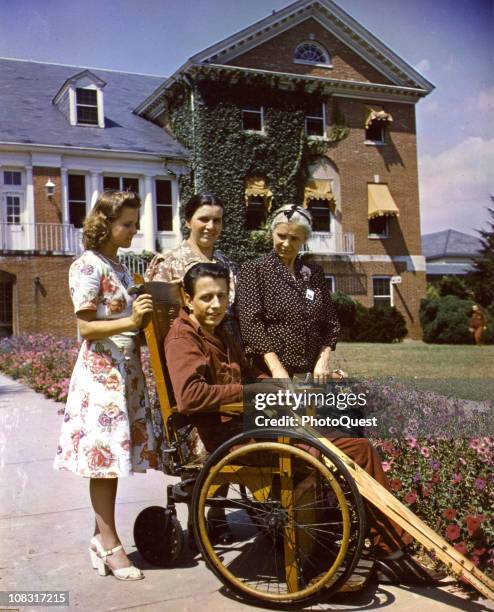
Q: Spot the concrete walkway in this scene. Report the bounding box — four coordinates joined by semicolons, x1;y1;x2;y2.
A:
0;372;493;612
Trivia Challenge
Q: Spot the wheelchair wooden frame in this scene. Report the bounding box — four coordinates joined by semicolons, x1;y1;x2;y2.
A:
137;278;494;602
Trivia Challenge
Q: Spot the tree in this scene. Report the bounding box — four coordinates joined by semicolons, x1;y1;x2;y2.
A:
438;275;470;299
467;201;494;307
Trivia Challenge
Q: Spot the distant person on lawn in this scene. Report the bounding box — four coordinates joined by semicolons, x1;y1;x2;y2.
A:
469;304;487;345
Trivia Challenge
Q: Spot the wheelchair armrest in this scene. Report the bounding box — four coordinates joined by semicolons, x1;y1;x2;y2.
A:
218;402;244;415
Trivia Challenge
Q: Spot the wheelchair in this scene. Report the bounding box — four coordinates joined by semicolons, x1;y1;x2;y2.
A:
132;281;369;605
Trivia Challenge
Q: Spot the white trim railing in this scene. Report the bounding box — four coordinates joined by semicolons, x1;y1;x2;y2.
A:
0;222;83;255
307;232;355;255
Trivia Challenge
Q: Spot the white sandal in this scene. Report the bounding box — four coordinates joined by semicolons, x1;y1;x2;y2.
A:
88;536;144;580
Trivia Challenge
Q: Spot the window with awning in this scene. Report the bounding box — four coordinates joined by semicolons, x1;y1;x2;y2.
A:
368;184;399;220
365;106;393;143
245;177;272;229
304;179;335;232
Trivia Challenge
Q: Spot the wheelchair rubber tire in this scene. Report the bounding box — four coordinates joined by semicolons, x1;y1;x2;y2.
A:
134;506;184;567
191;430;367;606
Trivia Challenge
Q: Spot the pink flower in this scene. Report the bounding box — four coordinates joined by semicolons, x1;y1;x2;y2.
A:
420;447;430;458
86;446;113;470
465;515;483;536
389;478;402;492
454;541;468;555
443;508;457;520
381;460;394;473
446;524;461;541
451;473;463;484
404;491;417;504
474;478;486;490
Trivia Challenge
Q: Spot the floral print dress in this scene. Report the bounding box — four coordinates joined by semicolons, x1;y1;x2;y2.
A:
53;250;162;478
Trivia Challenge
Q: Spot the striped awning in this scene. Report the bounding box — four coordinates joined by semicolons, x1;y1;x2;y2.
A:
245;177;273;211
368;184;399;219
365;106;393;129
303;179;336;209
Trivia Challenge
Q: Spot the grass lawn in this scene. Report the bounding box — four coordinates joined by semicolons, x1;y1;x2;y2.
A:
335;341;494;401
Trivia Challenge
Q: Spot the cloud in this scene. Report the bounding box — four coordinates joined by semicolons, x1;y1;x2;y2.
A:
414;59;431;74
419;137;494;234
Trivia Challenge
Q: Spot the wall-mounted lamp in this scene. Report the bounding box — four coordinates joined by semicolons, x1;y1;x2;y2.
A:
45;179;56;199
34;276;47;297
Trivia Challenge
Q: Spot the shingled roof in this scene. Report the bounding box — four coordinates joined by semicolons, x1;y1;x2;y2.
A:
0;58;188;158
422;229;481;259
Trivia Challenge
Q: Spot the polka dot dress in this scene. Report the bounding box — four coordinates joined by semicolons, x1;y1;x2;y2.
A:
237;251;340;374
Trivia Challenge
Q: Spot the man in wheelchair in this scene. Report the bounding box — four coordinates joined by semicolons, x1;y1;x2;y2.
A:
164;262;443;586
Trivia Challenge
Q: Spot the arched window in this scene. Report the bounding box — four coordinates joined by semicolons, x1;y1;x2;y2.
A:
294;42;330;66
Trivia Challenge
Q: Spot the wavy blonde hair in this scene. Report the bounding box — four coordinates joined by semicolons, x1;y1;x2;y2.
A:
83;190;141;251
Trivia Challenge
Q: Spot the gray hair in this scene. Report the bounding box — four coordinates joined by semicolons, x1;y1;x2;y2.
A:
271;204;313;239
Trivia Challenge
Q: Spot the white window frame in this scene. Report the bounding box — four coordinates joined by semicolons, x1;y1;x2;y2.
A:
305;103;327;140
154;178;173;233
4;193;23;225
372;276;393;307
364;122;386;146
368;215;389;239
68;173;88;228
1;169;25;226
242;106;264;133
325;274;336;293
3;170;22;187
293;42;332;68
307;199;332;233
75;87;99;126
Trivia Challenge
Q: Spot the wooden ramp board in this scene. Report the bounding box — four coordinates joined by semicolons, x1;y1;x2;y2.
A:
311;432;494;601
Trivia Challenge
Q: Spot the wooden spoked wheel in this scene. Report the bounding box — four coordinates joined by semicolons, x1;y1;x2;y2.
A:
191;433;366;605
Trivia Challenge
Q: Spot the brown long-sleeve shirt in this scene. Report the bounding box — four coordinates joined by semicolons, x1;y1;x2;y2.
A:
164;309;262;451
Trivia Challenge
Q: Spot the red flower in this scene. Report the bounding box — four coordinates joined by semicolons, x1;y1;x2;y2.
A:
473;547;486;556
389;478;402;492
446;524;461;541
404;491;417;504
443;508;457;520
86;446;113;470
454;541;468;555
465;515;483;536
431;472;440;483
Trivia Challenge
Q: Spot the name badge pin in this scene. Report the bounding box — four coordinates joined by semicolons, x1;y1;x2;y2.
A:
306;289;315;301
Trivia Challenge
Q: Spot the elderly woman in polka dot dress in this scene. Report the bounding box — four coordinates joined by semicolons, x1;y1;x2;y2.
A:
237;204;446;585
237;204;340;383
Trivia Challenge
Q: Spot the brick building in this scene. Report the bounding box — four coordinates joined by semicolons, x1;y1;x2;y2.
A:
0;0;433;339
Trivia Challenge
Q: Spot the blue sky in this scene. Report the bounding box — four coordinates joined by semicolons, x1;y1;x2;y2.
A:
1;0;493;235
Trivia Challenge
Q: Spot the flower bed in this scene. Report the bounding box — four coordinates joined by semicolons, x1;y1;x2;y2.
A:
0;334;492;576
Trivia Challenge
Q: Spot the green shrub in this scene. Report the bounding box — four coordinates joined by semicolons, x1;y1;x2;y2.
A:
352;304;408;343
331;290;357;328
420;295;474;344
438;275;471;300
332;292;407;342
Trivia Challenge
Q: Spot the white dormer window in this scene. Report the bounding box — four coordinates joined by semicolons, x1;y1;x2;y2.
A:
76;88;98;125
294;42;331;67
53;70;106;128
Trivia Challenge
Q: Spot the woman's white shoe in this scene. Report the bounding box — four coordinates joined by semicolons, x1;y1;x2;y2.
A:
88;536;144;580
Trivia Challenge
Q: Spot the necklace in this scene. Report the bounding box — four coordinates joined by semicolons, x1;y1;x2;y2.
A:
97;252;123;268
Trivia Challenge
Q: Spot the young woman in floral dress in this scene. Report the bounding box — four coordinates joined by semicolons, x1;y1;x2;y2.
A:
53;190;161;581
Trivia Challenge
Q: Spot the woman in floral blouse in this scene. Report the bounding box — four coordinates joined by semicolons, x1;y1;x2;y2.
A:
53;190;160;581
237;204;341;383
